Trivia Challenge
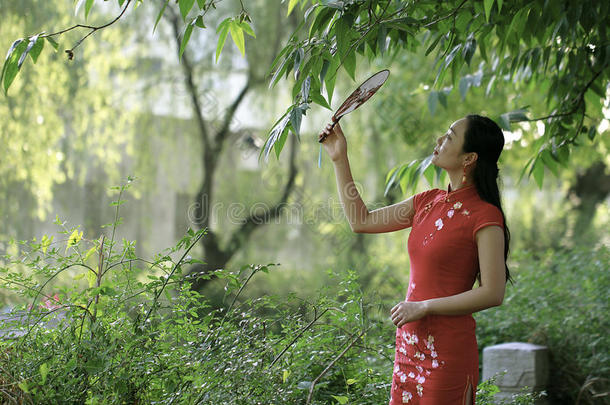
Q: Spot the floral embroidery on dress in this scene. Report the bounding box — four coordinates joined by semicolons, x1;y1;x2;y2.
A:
402;331;419;345
392;330;446;403
422;199;470;247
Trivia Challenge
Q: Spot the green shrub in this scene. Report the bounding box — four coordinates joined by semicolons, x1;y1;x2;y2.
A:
475;246;610;405
0;179;579;404
0;180;393;404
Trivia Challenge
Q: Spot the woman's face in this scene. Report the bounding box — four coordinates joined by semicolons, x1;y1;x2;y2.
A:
431;118;470;171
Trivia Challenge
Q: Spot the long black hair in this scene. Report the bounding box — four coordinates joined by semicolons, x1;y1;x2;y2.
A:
463;114;512;284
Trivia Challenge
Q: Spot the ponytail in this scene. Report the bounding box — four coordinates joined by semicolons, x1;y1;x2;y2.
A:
464;115;512;284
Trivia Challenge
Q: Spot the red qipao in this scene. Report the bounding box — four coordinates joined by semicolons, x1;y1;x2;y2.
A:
389;185;504;405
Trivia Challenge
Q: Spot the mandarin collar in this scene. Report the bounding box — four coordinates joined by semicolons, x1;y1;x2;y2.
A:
443;184;478;201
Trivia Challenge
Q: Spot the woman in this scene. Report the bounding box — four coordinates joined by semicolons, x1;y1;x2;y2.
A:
318;115;510;405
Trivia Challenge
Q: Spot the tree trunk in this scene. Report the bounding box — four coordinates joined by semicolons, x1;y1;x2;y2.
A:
568;161;610;238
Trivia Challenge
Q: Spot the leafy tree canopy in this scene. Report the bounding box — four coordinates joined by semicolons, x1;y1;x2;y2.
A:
3;0;609;187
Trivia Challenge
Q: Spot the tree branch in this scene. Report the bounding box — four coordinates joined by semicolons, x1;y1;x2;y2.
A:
167;5;211;150
213;79;251;150
305;327;369;405
526;66;606;122
224;132;299;253
423;0;468;28
42;0;132;59
269;307;330;369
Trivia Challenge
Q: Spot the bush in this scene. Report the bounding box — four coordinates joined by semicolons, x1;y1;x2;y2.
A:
0;180;559;404
0;180;394;404
475;246;610;405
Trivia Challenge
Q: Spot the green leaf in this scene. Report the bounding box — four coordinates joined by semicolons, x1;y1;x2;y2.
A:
507;7;528;40
229;21;246;56
196;0;204;8
274;123;291;159
346;378;357;385
290;106;302;137
459;77;470;100
332;395;349;404
179;0;195;21
18;34;42;69
497;113;511;130
540;149;559;176
324;57;339;103
309;7;334;38
462;36;476;66
400;160;420;194
384;165;400;196
530;157;544;188
215;19;231;62
506;108;529;123
39;363;49;385
425;33;442;56
41;234;53;254
484;0;494;22
153;0;169;33
87;269;97;288
268;43;293;78
28;36;45;64
301;76;311;101
310;91;332;110
293;47;304;80
261;111;291;163
237;21;256;38
45;36;59;50
2;39;27;94
423;160;436;186
195;16;206;28
270;51;292;87
319;59;330;84
336;17;349;58
85;0;95;20
84;246;97;261
287;0;299;16
18;381;29;394
342;50;356;80
66;229;83;251
180;22;194;60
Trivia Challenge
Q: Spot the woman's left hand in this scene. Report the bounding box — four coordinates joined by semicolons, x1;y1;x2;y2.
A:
390;300;428;328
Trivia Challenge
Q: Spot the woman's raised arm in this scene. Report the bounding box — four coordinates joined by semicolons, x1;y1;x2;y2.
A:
319;122;415;234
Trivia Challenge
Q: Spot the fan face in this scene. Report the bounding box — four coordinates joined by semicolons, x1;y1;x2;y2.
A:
334;69;390;119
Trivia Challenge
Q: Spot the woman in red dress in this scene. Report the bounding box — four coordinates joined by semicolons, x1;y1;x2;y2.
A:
319;115;510;405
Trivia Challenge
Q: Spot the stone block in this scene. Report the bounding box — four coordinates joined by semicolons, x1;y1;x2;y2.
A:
482;342;549;404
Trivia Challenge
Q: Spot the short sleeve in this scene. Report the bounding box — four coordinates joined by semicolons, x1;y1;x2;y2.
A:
472;204;504;240
413;189;441;214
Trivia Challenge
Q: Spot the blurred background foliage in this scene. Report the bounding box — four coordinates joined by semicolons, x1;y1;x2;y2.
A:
0;0;608;403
